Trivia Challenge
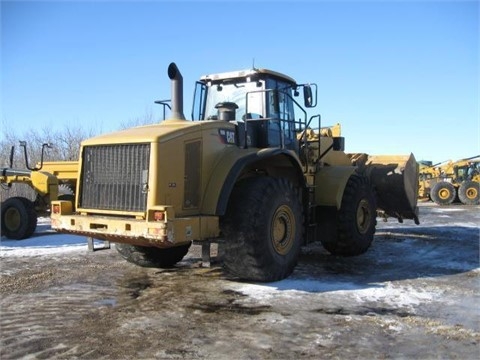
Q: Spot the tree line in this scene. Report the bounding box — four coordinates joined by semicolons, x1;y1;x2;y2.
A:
1;109;161;168
0;124;96;168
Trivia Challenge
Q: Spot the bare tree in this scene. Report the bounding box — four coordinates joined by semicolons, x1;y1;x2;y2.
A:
0;121;97;168
53;124;96;161
1;105;166;168
118;106;165;130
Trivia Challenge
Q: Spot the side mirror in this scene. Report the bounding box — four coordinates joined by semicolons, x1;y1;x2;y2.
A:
303;85;313;108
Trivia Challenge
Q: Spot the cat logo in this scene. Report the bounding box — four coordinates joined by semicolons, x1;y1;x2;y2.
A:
218;129;236;144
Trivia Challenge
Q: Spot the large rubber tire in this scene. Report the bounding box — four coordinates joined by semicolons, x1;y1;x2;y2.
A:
320;174;377;256
1;197;38;240
221;177;303;282
430;181;456;205
458;181;480;205
115;242;191;268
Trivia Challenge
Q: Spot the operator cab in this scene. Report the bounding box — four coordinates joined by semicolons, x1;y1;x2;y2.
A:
192;67;316;150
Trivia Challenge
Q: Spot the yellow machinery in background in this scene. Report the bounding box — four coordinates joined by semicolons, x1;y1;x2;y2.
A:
418;155;479;205
1;142;78;239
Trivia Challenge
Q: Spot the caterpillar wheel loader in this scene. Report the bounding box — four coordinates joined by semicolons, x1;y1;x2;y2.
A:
1;142;78;239
418;156;480;205
51;62;419;282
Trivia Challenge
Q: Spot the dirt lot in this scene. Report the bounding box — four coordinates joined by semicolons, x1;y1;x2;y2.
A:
1;202;479;359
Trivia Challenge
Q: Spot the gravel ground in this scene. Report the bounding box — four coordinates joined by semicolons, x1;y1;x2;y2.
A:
1;202;479;359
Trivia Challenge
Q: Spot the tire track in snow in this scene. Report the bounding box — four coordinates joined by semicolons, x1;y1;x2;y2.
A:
0;284;117;359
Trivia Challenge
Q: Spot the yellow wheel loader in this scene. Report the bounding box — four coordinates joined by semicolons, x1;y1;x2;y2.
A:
449;156;480;205
418;156;480;205
51;62;419;282
1;142;78;239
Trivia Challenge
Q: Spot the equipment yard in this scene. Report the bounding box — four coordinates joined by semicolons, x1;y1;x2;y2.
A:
1;202;479;359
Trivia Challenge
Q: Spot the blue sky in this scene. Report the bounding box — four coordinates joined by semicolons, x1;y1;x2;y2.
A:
1;0;478;164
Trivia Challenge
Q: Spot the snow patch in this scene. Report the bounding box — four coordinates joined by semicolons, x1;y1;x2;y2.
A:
350;282;433;309
232;280;434;311
0;241;86;257
432;208;465;213
1;217;86;257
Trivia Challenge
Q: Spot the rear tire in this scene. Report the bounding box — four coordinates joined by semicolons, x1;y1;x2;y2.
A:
115;242;191;268
320;174;377;256
430;181;456;205
458;181;479;205
1;197;37;240
221;177;303;282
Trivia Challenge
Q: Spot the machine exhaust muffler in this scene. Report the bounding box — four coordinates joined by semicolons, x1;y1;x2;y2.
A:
167;62;186;120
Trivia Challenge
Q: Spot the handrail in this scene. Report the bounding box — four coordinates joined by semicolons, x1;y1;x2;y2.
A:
244;88;309;150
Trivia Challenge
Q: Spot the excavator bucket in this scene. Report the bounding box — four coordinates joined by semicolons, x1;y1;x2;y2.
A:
349;153;420;224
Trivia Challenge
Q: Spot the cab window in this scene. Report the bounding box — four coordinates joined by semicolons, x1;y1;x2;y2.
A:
265;79;296;148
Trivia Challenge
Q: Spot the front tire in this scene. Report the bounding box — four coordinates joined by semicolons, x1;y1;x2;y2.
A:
320;174;377;256
430;181;456;205
115;242;191;268
221;177;303;282
458;181;479;205
1;197;37;240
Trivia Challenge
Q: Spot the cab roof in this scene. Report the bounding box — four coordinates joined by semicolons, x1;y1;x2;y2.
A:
200;68;297;85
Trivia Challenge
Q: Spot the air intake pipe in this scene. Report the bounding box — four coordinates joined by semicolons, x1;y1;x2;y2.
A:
167;62;186;120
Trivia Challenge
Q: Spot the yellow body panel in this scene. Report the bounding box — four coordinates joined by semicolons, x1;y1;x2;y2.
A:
1;170;59;197
30;171;59;198
38;161;78;181
314;166;356;208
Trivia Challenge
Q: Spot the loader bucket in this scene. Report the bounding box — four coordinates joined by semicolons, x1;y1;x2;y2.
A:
349;153;420;224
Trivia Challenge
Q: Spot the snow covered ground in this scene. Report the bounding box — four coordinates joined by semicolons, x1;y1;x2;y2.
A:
1;203;479;359
0;217;86;257
1;204;478;316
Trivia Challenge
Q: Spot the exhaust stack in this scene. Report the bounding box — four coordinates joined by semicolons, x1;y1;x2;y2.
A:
167;62;186;120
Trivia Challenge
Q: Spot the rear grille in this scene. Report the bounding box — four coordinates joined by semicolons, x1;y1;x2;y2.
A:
79;144;150;212
184;140;201;209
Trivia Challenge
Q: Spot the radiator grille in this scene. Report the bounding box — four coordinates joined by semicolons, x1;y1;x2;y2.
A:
79;144;150;212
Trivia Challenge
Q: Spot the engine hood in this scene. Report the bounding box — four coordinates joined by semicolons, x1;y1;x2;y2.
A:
81;120;210;146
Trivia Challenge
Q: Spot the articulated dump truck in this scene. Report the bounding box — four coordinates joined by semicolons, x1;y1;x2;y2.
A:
51;62;419;282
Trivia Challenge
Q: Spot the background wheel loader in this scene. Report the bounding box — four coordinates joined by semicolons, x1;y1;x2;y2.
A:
418;155;480;205
51;62;419;282
1;142;78;239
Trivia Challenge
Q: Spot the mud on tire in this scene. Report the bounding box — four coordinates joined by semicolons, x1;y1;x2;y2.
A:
1;197;37;240
221;177;303;282
115;242;192;268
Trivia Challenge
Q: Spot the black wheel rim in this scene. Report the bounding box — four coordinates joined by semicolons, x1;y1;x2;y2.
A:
4;207;21;231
